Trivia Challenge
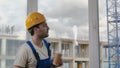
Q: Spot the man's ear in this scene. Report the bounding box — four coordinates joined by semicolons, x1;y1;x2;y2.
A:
33;27;38;32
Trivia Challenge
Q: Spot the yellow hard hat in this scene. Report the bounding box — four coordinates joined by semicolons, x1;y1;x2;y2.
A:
26;12;46;30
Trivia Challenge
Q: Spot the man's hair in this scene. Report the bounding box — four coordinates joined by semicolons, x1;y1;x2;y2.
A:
28;24;40;36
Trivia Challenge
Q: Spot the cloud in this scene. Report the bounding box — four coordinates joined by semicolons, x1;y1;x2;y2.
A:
0;0;26;32
99;0;108;41
0;0;108;41
38;0;89;40
0;11;8;24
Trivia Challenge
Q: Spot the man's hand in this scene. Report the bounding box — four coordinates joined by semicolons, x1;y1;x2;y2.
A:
52;53;63;67
56;58;63;67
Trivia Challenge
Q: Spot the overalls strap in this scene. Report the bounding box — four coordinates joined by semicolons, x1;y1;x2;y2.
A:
26;41;40;60
26;39;52;68
43;39;51;58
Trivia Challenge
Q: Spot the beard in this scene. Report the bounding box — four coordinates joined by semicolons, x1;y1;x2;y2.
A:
39;33;49;39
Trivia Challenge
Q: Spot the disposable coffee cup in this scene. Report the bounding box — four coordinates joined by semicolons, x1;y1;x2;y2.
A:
53;53;62;65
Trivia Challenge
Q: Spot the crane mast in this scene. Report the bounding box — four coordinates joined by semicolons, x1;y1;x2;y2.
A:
106;0;120;68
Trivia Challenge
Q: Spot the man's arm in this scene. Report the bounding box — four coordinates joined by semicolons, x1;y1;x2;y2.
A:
14;45;28;68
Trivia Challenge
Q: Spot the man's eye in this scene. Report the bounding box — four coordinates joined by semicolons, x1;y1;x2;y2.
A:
43;24;48;26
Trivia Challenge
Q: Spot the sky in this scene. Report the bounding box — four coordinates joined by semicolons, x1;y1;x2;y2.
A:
0;0;107;41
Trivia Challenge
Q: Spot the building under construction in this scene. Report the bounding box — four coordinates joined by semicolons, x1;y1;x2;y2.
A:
0;35;109;68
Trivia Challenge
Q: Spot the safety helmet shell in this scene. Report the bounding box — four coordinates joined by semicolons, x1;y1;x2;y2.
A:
26;12;46;30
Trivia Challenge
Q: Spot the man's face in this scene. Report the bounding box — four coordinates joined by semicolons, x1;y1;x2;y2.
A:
36;22;49;38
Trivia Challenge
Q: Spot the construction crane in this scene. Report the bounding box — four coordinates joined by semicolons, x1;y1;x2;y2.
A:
106;0;120;68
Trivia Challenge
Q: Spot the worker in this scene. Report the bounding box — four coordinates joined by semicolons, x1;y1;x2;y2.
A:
14;12;63;68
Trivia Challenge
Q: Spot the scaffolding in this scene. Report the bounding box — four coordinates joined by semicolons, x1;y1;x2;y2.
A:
106;0;120;68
